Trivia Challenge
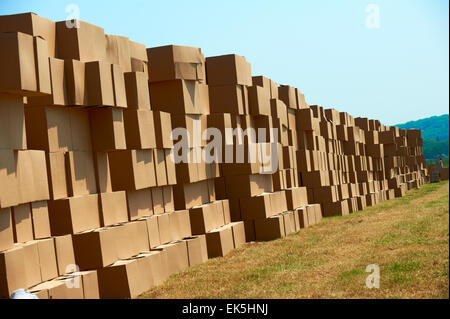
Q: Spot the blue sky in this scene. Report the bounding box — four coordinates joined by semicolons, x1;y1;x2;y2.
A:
1;0;448;125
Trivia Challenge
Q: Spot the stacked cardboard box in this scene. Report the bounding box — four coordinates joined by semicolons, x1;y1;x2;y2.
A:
0;12;427;299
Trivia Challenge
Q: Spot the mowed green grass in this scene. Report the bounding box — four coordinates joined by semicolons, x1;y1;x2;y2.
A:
140;181;449;299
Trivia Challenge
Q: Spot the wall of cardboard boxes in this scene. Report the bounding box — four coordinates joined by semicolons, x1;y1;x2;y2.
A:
0;13;428;299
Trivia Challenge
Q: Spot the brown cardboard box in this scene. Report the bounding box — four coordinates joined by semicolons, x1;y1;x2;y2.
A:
153;111;174;149
225;174;273;199
163;186;175;213
248;86;271;116
0;208;14;251
0;32;38;95
56;20;106;62
16;150;50;204
164;149;177;185
205;225;234;258
94;152;112;193
147;45;205;83
209;84;248;114
111;64;127;108
157;213;172;244
64;59;87;106
239;193;273;220
296;207;309;228
254;215;285;241
127;188;153;220
189;203;221;234
0;94;27;150
99;191;129;227
123;109;156;149
98;258;143;298
141;215;160;249
0;12;56;57
230;221;246;248
73;227;118;270
36;238;58;282
278;85;297;109
48;194;101;235
105;34;131;72
184;235;208;267
222;200;231;224
45;152;68;200
306;205;317;225
152;187;165;215
69;108;93;152
27;57;67;105
171;209;192;240
54;234;75;276
154;149;168;186
12;203;34;243
150;80;209;114
33;36;51;94
285;187;308;210
69;270;100;299
283;211;296;235
109;150;156;191
0;246;27;298
126;220;150;254
25;106;72;152
30;277;83;299
89;108;126;151
124;71;150;110
65;151;98;197
158;240;190;275
269;191;288;215
20;241;41;288
322;200;349;217
30;201;51;239
206;54;252;86
133;253;157;293
302;170;330;187
135;250;168;286
173;180;210;210
110;223;140;260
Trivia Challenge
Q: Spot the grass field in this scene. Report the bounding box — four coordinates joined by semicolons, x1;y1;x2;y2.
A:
140;181;449;299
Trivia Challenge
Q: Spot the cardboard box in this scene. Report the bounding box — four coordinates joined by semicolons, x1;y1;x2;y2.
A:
73;227;118;270
12;203;34;243
278;85;297;109
45;152;68;200
105;34;131;72
153;111;174;149
123;109;156;149
150;80;209;114
157;213;172;244
0;208;14;251
53;234;76;276
98;258;143;299
0;94;27;150
322;200;349;217
163;186;175;213
189;203;222;234
109;150;156;191
0;246;27;298
89;108;126;151
30;201;51;239
283;211;296;235
124;71;150;110
248;86;271;116
69;270;100;299
135;250;168;286
16;150;50;204
29;277;83;299
127;188;153;221
158;240;190;275
99;191;129;227
205;225;234;258
184;235;208;266
0;12;56;57
36;238;58;282
48;194;101;235
140;215;160;249
154;149;168;186
230;221;246;248
147;45;205;83
164;149;177;185
206;54;252;86
28;57;67;105
295;207;308;228
169;209;192;240
0;32;38;95
285;187;308;210
94;152;112;193
65;151;98;197
111;64;128;108
19;241;41;288
173;180;210;210
209;84;248;114
56;20;106;62
152;187;165;215
254;215;285;241
239;193;273;220
64;59;87;106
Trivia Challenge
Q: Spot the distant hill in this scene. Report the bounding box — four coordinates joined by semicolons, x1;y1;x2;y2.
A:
396;114;449;160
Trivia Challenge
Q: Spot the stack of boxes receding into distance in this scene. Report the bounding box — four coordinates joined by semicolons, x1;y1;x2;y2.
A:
0;12;428;299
